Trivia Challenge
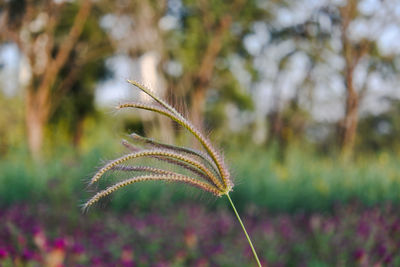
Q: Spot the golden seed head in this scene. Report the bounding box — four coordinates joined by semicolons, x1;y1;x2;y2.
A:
85;80;233;210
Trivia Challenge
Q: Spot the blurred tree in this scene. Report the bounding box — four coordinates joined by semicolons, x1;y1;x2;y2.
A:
162;0;264;130
338;0;370;157
98;0;174;141
99;0;264;140
258;0;399;156
0;0;96;159
49;2;112;148
0;0;110;158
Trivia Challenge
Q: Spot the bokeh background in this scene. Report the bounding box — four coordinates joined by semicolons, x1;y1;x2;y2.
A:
1;0;400;266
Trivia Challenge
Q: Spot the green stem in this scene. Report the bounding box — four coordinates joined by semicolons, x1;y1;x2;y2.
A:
226;193;262;267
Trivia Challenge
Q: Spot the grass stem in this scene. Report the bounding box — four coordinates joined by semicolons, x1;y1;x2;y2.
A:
226;193;262;267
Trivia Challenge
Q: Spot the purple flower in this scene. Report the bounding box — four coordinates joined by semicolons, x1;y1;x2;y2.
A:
357;220;370;238
91;257;102;265
154;260;169;267
21;248;34;261
53;238;67;250
211;244;224;255
375;243;387;257
71;243;84;255
0;248;8;259
383;254;393;264
121;261;136;267
279;219;292;239
353;248;365;261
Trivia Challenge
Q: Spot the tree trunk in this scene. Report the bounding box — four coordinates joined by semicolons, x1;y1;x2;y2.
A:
341;70;359;155
188;15;232;130
340;0;359;157
25;91;48;160
72;116;85;148
190;88;207;129
24;0;92;159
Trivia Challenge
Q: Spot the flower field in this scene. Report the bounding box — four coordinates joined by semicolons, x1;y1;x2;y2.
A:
1;202;399;266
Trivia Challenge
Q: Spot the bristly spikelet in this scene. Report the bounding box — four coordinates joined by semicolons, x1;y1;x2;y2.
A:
128;133;220;174
84;174;223;211
84;80;233;211
116;102;232;190
89;149;224;189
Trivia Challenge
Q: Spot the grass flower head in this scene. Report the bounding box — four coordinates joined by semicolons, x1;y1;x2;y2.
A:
84;80;261;266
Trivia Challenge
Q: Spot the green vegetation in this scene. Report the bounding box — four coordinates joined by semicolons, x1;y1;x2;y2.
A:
1;141;399;213
229;144;400;212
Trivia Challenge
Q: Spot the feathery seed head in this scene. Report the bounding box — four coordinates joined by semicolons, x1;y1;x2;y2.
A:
85;80;262;267
84;80;233;210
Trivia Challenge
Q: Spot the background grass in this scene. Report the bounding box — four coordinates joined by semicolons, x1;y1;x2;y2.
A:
1;142;399;213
